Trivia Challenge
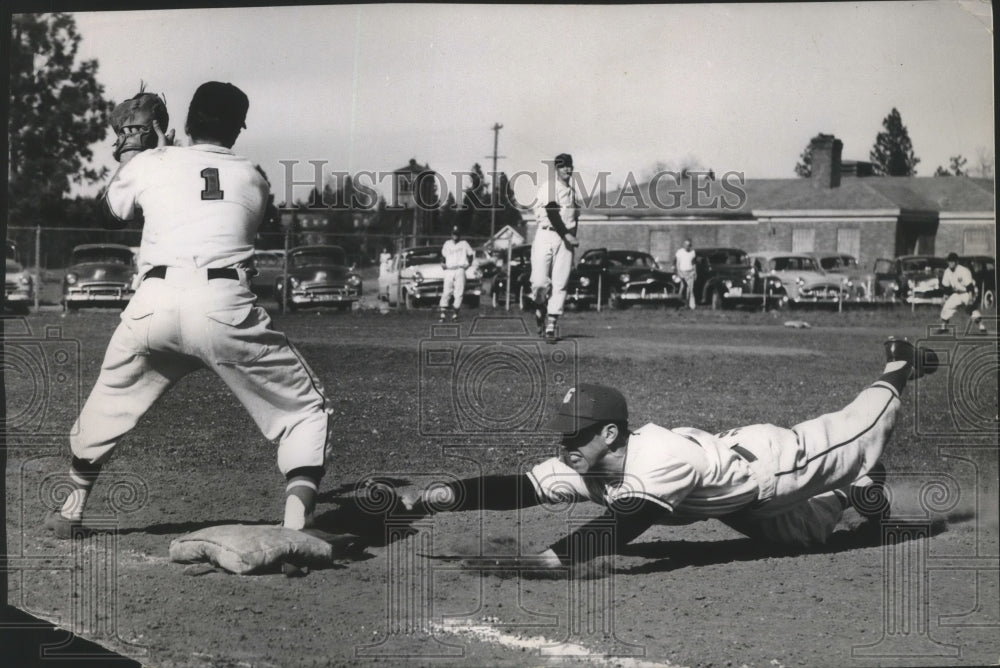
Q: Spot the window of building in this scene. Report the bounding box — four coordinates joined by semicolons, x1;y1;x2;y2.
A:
836;228;861;259
964;228;992;255
792;228;815;253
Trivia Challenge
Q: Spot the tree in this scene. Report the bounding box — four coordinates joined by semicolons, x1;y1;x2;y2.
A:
933;155;968;178
794;133;827;178
869;108;920;176
9;13;113;223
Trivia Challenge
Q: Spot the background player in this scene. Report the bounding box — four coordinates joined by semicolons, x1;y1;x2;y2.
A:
46;81;333;538
939;252;988;334
439;225;474;321
394;336;931;569
530;153;579;340
674;238;697;310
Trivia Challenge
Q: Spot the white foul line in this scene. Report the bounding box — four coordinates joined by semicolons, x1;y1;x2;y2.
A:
430;620;684;668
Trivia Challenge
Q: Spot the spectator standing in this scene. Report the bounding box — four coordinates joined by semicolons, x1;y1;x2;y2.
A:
440;225;474;321
674;238;697;310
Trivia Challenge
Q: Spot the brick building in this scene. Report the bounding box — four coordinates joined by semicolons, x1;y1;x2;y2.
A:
539;135;994;270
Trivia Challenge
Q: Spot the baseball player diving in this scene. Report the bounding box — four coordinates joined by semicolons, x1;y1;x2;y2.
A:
45;82;333;538
530;153;580;340
394;337;932;570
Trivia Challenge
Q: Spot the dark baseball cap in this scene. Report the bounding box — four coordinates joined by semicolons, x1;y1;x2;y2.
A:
189;81;249;129
544;383;628;434
554;153;573;169
947;252;959;262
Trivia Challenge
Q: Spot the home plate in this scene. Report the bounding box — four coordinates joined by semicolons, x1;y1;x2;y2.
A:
430;619;682;667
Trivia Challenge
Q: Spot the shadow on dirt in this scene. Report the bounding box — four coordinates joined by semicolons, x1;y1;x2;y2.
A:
617;516;954;575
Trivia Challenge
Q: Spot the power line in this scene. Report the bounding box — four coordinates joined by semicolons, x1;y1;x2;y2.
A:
487;122;505;238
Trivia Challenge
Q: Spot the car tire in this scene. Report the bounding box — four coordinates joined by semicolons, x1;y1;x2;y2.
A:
465;295;480;308
983;288;996;311
65;302;79;312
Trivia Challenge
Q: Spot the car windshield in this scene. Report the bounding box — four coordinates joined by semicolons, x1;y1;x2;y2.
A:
820;256;858;270
770;256;818;272
291;249;345;267
72;248;133;265
254;253;284;267
901;257;947;272
405;249;444;265
606;252;656;269
704;250;749;266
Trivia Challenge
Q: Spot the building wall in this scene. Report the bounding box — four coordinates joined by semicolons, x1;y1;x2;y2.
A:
937;219;996;256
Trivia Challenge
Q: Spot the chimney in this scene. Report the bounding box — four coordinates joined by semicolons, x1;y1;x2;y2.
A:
810;134;842;189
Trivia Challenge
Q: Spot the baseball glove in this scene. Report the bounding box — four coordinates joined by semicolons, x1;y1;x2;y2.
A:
110;87;169;161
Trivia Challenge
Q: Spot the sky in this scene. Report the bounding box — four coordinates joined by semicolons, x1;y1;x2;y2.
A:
65;2;994;205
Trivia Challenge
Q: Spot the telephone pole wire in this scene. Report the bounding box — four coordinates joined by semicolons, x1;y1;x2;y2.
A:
487;123;505;239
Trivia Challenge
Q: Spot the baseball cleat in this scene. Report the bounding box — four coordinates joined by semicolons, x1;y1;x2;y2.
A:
43;511;85;539
849;463;890;520
883;336;937;379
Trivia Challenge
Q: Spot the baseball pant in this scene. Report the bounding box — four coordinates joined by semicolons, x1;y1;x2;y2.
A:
530;228;574;316
940;291;980;322
70;268;333;476
440;268;466;310
717;379;900;545
678;269;697;309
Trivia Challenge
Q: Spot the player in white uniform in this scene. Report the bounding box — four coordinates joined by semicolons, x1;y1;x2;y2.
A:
530;153;579;339
439;225;474;321
45;82;332;537
674;238;697;310
939;252;987;334
396;337;932;568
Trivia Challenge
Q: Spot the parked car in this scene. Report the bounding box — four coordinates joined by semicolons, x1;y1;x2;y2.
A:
566;249;681;309
873;255;948;305
811;253;878;301
748;252;845;306
5;257;34;314
378;245;482;308
62;244;137;311
249;249;286;298
491;243;533;309
693;247;783;309
959;255;996;311
275;245;361;312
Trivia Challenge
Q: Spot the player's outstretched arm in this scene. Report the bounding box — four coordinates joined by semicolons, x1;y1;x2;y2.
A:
545;498;663;565
401;474;545;515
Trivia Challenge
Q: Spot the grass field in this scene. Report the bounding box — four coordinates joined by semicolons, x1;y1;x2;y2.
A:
5;304;998;667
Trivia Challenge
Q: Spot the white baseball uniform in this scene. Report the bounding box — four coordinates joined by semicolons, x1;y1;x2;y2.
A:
75;144;333;476
674;246;697;309
527;378;900;546
440;238;473;310
940;264;981;322
530;178;579;316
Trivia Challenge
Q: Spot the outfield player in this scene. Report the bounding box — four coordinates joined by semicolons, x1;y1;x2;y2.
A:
939;252;987;334
45;82;332;538
530;153;579;339
398;337;930;568
439;225;474;321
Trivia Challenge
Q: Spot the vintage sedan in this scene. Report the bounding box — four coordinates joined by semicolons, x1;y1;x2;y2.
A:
249;249;286;298
959;255;996;311
275;245;361;311
873;255;948;305
693;247;784;309
62;244;137;311
5;257;34;314
568;249;682;309
749;252;845;306
378;246;482;308
491;243;533;309
812;253;879;301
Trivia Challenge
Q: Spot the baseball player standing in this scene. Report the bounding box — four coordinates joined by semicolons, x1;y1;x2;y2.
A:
939;252;988;334
530;153;579;339
674;238;697;310
45;82;332;538
397;336;932;569
439;225;474;321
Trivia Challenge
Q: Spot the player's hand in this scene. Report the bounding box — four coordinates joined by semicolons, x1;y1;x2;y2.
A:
151;120;175;147
564;233;579;249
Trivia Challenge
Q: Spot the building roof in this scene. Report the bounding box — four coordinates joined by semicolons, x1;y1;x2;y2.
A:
583;174;995;218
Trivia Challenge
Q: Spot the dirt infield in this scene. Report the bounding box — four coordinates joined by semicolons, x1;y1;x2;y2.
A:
5;306;998;667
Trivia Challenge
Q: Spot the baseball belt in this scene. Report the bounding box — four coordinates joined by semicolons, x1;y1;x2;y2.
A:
143;266;241;282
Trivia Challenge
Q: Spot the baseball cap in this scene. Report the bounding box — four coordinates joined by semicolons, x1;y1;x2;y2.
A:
947;252;959;262
554;153;573;169
544;384;628;435
189;81;249;129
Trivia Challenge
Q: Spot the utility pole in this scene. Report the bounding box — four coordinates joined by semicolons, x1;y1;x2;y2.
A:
487;123;505;240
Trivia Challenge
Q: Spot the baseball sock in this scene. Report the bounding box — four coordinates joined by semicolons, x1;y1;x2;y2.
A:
283;467;322;530
879;361;910;394
60;456;101;521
